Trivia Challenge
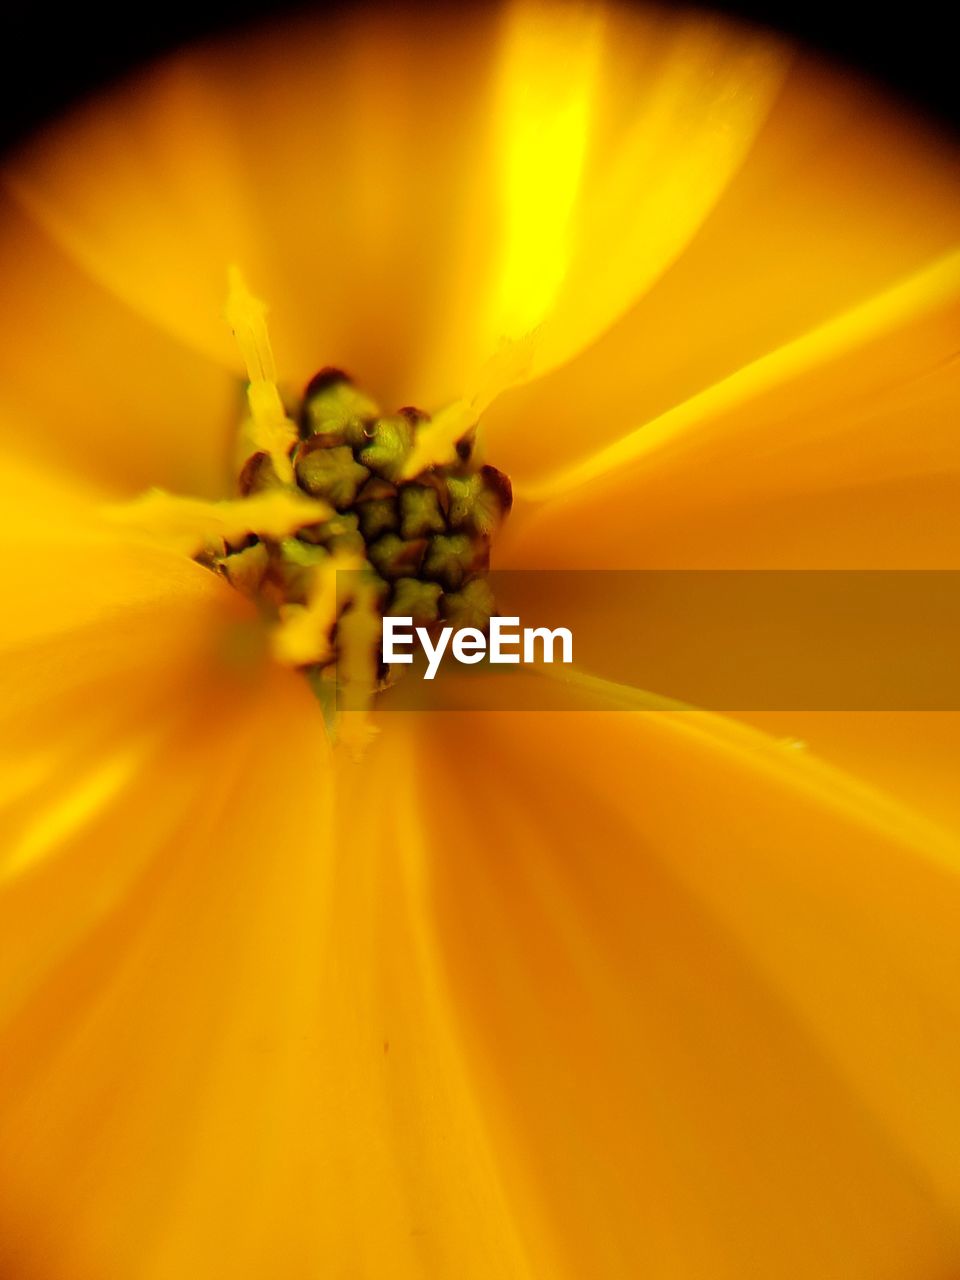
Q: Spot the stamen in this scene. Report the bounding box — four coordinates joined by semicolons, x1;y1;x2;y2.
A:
333;575;383;757
225;265;277;384
399;329;540;477
102;488;331;557
226;266;298;484
271;547;365;668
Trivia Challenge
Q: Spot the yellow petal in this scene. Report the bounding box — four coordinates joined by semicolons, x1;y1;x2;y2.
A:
1;5;958;1275
0;192;238;498
0;461;269;879
3;1;785;424
0;689;537;1276
484;56;960;488
0;469;246;649
415;707;960;1277
738;710;960;837
0;456;533;1273
466;3;785;380
503;245;960;567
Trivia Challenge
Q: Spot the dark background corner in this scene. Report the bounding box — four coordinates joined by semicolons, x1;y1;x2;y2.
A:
2;1;958;155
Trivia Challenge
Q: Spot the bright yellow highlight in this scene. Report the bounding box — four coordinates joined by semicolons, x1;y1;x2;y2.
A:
2;740;151;880
469;9;790;388
491;3;604;338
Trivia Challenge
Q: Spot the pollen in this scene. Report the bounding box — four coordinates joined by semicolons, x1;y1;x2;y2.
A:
209;272;512;741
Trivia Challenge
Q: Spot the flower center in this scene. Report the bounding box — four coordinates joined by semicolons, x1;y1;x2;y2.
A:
212;366;512;686
101;273;514;751
162;270;512;746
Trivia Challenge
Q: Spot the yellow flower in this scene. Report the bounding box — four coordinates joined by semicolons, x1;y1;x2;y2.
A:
2;3;960;1277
